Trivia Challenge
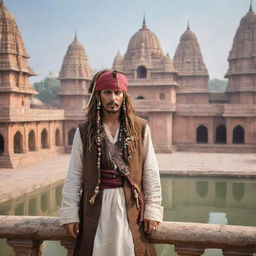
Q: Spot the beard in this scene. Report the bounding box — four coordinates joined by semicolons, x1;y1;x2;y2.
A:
106;109;120;114
104;101;120;113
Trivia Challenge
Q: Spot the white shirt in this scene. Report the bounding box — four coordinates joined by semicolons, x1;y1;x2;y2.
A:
60;123;163;225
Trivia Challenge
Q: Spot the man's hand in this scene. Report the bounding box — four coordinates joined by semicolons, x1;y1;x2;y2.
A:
144;219;159;234
64;222;79;239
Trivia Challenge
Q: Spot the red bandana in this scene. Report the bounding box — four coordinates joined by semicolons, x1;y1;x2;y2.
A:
95;71;128;92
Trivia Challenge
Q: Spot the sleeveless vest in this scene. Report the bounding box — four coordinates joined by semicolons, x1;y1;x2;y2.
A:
74;116;156;256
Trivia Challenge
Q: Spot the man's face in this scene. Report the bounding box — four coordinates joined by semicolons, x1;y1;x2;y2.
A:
100;89;124;114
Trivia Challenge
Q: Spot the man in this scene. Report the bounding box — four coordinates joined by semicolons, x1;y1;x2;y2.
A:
60;70;163;256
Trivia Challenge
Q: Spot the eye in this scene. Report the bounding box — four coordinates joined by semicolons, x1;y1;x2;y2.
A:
114;90;122;95
103;90;111;95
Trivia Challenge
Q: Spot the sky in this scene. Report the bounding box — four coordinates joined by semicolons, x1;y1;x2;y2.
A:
4;0;253;83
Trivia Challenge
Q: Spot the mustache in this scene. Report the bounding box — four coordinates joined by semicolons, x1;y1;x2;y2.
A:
107;101;119;107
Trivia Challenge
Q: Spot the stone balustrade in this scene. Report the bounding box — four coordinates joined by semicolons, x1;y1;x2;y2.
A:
0;216;256;256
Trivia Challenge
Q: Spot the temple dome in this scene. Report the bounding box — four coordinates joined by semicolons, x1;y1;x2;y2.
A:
228;6;256;60
174;24;208;76
125;18;164;59
59;34;92;80
180;27;197;41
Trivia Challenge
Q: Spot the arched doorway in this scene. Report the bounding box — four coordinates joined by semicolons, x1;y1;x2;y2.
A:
41;129;48;148
68;128;76;145
55;128;61;146
196;125;208;143
28;130;36;151
232;125;244;144
215;125;226;144
0;134;4;155
14;131;23;153
137;66;147;78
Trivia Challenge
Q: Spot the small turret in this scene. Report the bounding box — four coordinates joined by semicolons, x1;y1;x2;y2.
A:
112;51;123;71
59;34;92;80
174;24;208;76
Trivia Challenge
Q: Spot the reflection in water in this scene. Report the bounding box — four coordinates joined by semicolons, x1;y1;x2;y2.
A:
215;182;227;199
0;180;65;256
15;203;24;216
1;177;256;256
208;212;228;224
29;198;36;216
233;183;244;201
41;192;49;212
159;175;256;256
196;181;208;198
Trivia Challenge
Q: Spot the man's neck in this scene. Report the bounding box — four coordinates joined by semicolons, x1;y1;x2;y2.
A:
102;110;120;125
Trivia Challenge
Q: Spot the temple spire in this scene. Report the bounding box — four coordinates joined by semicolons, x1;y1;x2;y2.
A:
187;20;190;30
74;30;77;42
0;0;4;7
249;0;253;11
142;13;147;29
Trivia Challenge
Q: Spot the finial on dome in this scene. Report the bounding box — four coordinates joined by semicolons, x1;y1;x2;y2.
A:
187;20;190;30
142;13;147;29
74;30;78;41
249;0;253;11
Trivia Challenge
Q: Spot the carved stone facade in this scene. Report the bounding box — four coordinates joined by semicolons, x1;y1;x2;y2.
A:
0;1;65;167
113;18;178;152
0;2;256;168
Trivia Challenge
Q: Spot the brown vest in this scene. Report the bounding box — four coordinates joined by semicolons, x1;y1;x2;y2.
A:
74;116;156;256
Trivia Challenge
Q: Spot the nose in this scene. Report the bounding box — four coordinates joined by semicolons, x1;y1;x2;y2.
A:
110;92;116;100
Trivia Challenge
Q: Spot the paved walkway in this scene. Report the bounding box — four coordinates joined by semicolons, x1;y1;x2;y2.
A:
157;152;256;177
0;152;255;203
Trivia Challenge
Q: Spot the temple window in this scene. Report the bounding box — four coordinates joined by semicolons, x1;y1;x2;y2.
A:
196;125;208;143
215;125;226;144
137;66;147;79
232;125;245;144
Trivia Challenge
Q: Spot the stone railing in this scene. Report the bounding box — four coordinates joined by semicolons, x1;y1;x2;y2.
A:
0;216;256;256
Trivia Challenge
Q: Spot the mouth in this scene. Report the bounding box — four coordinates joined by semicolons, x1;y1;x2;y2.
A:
107;102;118;108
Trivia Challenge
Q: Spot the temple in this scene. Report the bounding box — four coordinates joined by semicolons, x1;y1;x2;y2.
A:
0;2;256;167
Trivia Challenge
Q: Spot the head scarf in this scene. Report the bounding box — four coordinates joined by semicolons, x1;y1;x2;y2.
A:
95;70;128;92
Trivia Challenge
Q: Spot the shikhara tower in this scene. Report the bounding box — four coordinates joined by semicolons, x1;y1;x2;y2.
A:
0;0;64;167
58;34;92;152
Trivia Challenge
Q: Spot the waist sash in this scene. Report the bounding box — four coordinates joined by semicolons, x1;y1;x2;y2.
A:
100;169;124;189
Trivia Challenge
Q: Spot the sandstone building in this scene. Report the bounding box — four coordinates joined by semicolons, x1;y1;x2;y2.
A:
0;1;255;168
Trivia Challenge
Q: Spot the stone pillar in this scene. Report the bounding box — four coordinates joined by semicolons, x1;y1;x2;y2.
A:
61;240;76;256
36;123;40;151
226;118;233;145
208;119;214;144
7;239;43;256
23;125;28;153
48;122;52;149
175;246;205;256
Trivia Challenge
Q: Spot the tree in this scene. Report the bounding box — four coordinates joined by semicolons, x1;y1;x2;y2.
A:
33;77;60;107
208;78;228;92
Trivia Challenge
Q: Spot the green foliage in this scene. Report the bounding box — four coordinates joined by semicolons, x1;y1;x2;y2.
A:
33;77;60;107
208;78;228;92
